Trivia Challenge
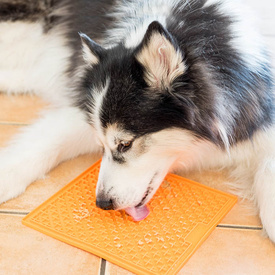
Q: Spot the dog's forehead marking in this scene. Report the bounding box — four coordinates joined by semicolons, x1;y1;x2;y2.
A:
89;77;135;151
105;124;134;149
89;79;110;144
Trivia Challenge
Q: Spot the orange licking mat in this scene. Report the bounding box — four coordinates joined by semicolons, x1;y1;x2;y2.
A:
22;159;237;274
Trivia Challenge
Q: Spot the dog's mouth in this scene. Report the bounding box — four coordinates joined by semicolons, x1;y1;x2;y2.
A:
125;205;150;221
123;189;151;221
124;174;157;221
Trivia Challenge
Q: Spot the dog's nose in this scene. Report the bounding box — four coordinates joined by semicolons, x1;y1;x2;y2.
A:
96;197;114;210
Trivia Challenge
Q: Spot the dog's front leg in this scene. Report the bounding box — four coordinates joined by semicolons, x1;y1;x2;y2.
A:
0;106;99;204
254;157;275;243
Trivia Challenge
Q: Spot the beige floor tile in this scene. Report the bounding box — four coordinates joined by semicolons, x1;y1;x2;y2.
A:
180;228;275;275
0;154;100;212
0;94;47;124
220;200;261;228
105;262;134;275
0;214;101;275
106;228;275;275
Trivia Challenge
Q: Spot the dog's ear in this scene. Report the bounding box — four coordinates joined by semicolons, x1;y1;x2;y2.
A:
79;32;105;65
136;21;186;90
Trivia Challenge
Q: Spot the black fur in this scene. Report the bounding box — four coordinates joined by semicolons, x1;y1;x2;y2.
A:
66;0;115;74
168;0;274;144
78;0;274;148
0;0;63;31
0;0;49;22
3;0;273;148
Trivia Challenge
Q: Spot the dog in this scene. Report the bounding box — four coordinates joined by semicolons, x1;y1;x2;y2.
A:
1;0;275;241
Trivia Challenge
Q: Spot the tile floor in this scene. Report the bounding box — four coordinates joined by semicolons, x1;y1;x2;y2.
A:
1;1;275;274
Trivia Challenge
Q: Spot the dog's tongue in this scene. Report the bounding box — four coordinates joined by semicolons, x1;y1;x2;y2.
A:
125;205;150;221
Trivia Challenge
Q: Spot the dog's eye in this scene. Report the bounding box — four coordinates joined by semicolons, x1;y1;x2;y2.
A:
118;140;133;153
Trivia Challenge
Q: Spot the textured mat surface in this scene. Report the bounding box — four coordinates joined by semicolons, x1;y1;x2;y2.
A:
22;160;237;275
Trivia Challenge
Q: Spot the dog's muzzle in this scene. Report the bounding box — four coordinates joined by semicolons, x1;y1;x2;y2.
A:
125;205;150;221
96;194;150;221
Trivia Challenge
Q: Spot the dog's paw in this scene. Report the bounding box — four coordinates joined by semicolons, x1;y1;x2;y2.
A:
0;152;31;204
262;220;275;244
0;168;28;204
254;157;275;243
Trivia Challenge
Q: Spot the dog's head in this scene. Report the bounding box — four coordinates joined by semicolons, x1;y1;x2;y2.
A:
78;21;221;216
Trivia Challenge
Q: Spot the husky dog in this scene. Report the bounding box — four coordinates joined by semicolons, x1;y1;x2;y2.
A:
0;0;275;240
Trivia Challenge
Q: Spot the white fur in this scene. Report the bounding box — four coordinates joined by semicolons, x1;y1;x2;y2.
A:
105;0;184;48
88;80;110;145
254;157;275;240
0;19;91;203
0;21;72;106
204;0;268;70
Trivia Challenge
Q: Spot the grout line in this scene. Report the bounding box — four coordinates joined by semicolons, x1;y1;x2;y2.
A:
0;121;29;126
0;210;29;216
217;224;262;230
99;259;107;275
